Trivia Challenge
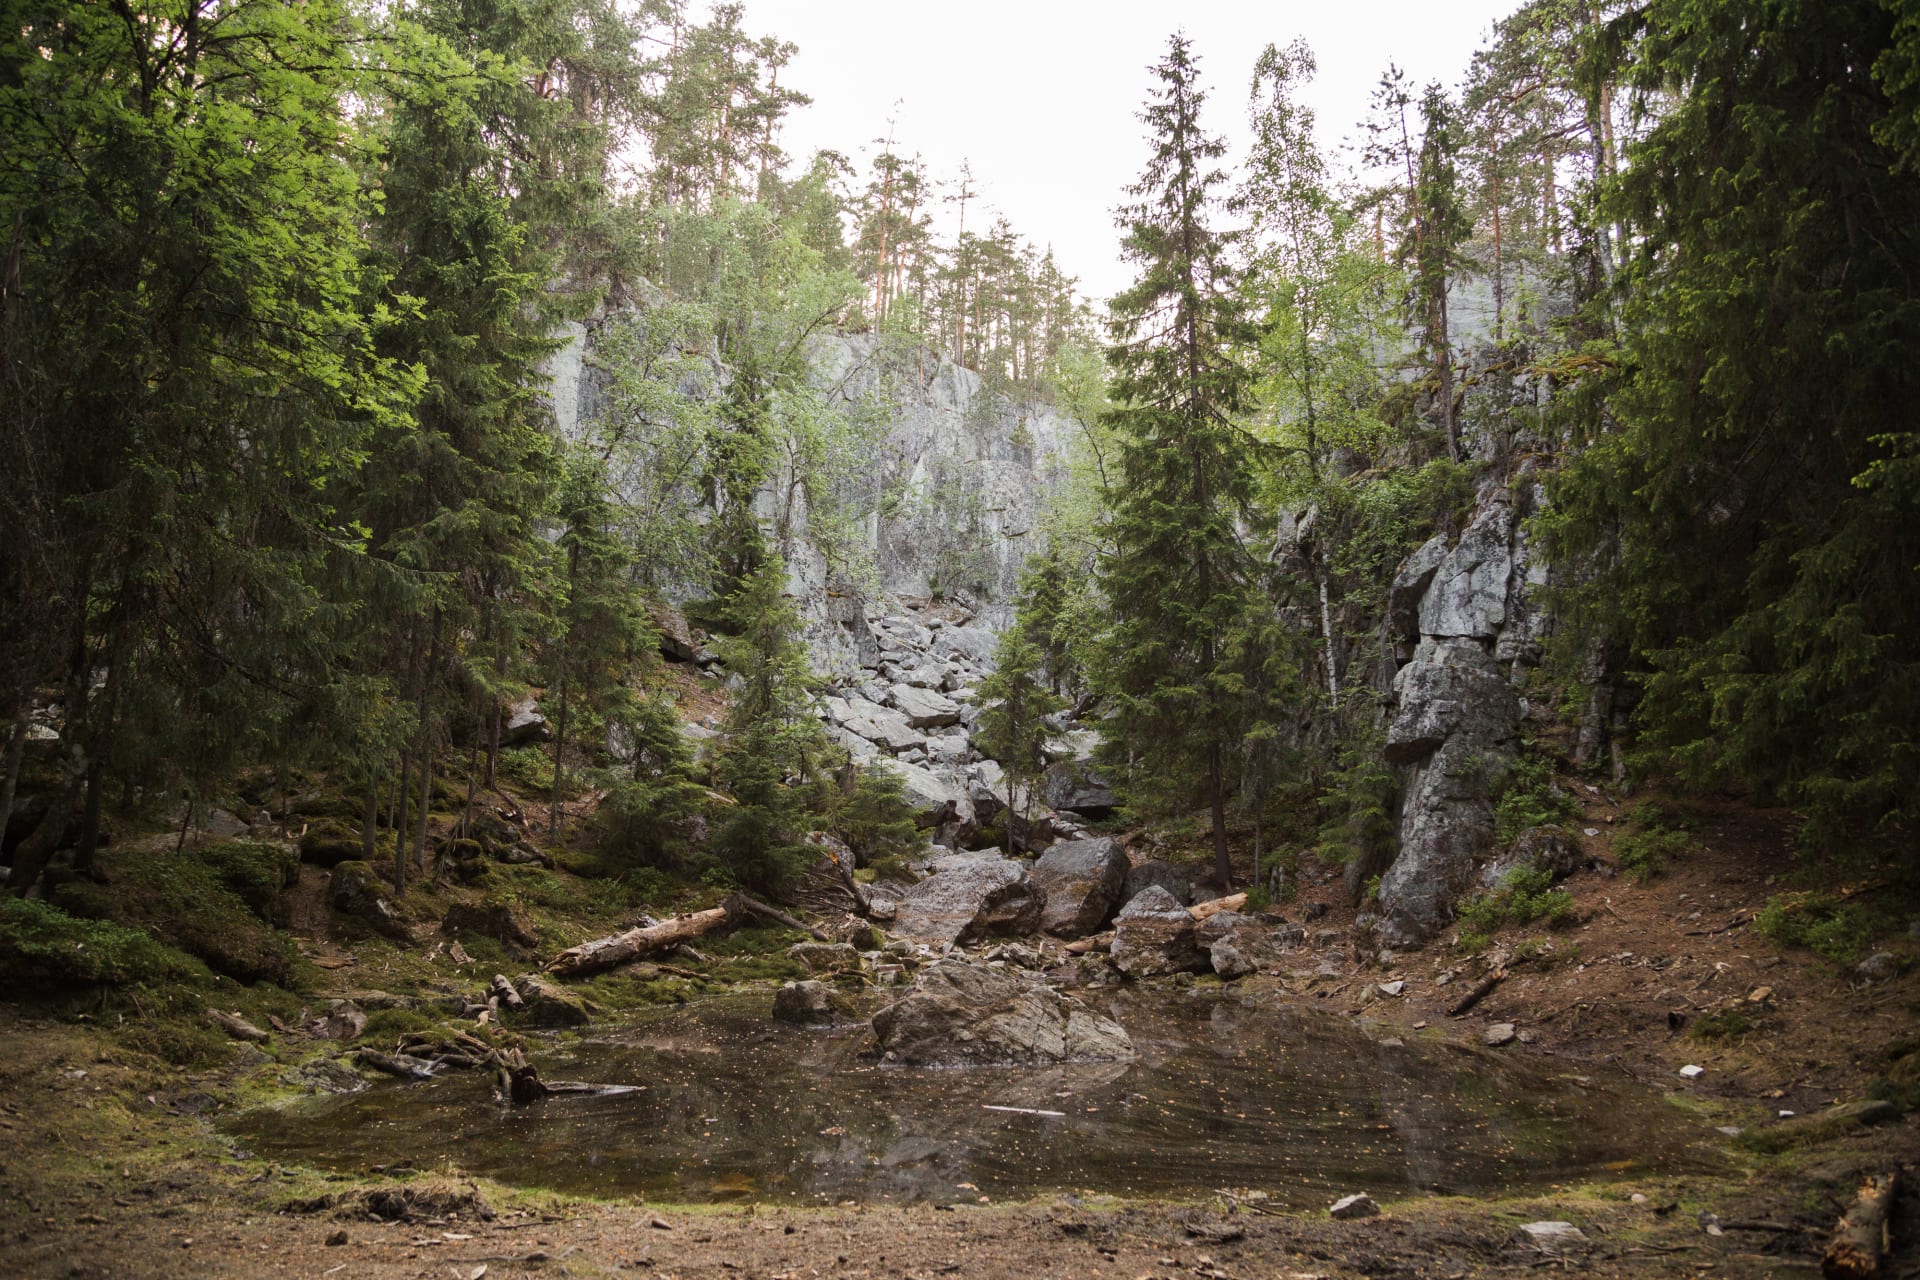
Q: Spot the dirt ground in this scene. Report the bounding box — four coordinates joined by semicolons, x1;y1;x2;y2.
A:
2;789;1916;1280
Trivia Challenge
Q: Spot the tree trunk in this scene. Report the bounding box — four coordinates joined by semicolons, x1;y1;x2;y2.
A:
545;903;738;977
361;771;379;861
1208;741;1230;889
1822;1171;1897;1280
391;747;410;892
549;665;568;837
73;757;104;874
412;611;441;877
1318;576;1339;700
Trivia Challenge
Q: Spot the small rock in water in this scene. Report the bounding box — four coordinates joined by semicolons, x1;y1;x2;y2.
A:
1678;1064;1705;1079
1483;1023;1518;1047
1519;1221;1588;1250
1329;1193;1380;1220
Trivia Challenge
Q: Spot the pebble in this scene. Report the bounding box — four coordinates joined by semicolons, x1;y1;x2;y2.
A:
1679;1064;1705;1079
1483;1023;1518;1047
1329;1193;1380;1220
1519;1221;1589;1250
1378;980;1406;997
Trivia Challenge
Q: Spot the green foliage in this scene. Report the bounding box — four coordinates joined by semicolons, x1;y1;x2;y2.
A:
0;899;198;988
1689;1007;1757;1042
1491;751;1577;845
1455;866;1575;944
197;840;301;923
1755;893;1879;965
1615;825;1686;882
1547;0;1920;846
1316;719;1400;869
827;766;925;868
975;627;1068;852
499;747;557;795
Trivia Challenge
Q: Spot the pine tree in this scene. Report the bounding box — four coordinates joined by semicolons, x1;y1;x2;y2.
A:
1094;35;1262;887
974;628;1066;854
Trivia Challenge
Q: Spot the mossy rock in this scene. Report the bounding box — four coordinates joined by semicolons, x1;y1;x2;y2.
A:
328;861;412;942
442;897;538;949
442;837;490;885
199;839;300;924
300;818;364;867
1735;1099;1899;1153
51;850;301;987
0;897;200;987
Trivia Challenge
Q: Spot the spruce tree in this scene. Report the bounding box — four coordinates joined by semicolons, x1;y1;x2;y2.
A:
974;628;1067;854
1094;35;1262;887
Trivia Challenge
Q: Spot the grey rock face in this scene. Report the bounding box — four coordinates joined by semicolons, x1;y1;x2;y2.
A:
890;684;962;729
1376;637;1522;947
1123;860;1193;908
878;759;970;829
891;855;1046;947
1419;499;1515;640
1110;886;1207;978
1028;837;1130;937
870;960;1133;1066
1039;759;1116;815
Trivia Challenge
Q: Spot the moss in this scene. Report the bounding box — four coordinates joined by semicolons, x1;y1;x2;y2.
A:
0;897;201;986
53;848;305;987
198;839;300;922
360;1006;447;1045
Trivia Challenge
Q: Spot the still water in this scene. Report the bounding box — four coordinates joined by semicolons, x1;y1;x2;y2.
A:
231;989;1723;1206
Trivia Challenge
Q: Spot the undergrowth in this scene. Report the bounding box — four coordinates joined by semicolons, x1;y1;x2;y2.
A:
1455;866;1575;951
1755;892;1880;965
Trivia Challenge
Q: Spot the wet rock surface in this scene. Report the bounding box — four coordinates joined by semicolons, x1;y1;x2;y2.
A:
871;959;1134;1066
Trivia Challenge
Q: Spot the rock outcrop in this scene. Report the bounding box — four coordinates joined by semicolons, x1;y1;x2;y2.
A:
1028;837;1129;938
890;854;1046;948
870;959;1133;1066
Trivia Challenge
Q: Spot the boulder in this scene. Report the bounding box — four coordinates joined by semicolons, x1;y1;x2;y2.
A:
870;959;1132;1066
327;861;411;940
772;980;843;1025
1028;837;1129;937
1123;860;1192;908
500;698;551;746
1330;1193;1381;1220
443;899;540;950
1038;760;1116;816
890;684;962;729
892;855;1046;947
1478;825;1583;891
837;697;926;753
510;973;591;1028
299;819;363;868
650;602;712;665
877;759;970;829
1110;886;1207;978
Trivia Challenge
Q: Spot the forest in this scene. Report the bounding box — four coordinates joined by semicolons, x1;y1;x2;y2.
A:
1;1;1917;1277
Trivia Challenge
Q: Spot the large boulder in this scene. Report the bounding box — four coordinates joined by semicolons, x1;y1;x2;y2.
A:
877;759;970;829
299;819;364;868
871;960;1133;1066
832;697;925;754
443;899;539;949
500;698;551;746
890;684;962;729
1038;760;1116;816
1110;886;1207;978
1029;837;1129;937
772;979;844;1025
510;973;591;1028
1123;860;1192;908
891;855;1045;947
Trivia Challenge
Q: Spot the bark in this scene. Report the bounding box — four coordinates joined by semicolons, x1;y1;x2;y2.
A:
544;903;737;977
1822;1172;1898;1280
412;610;442;876
0;708;28;849
732;893;828;940
206;1009;270;1043
360;772;378;861
1446;968;1508;1017
1188;893;1248;923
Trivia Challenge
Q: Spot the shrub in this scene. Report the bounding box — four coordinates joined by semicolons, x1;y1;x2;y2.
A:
1755;892;1877;964
0;898;197;986
1455;866;1576;945
1492;751;1578;846
829;766;926;868
1616;825;1686;882
198;839;300;922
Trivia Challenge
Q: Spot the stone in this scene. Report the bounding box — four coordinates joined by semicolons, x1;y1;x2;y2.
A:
282;1057;367;1095
442;899;539;950
772;980;842;1025
890;684;962;730
1209;940;1257;980
198;808;249;839
500;698;551;746
307;1002;367;1042
1518;1222;1589;1251
511;973;591;1028
892;855;1046;947
1029;837;1130;937
1483;1023;1518;1047
1419;499;1515;641
926;731;971;765
1386;535;1449;642
327;861;411;940
1329;1193;1380;1220
1479;825;1583;891
650;602;711;665
1857;951;1899;980
836;697;925;754
870;959;1133;1066
1379;979;1406;997
298;819;363;868
1038;760;1116;815
1123;860;1192;908
876;759;970;828
1110;886;1207;978
787;941;860;973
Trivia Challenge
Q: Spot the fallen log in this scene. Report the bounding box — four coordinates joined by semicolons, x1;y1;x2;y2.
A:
1822;1171;1899;1280
356;1049;438;1080
730;893;829;941
206;1009;270;1043
544;904;735;977
1447;968;1508;1018
1188;893;1248;923
489;973;524;1009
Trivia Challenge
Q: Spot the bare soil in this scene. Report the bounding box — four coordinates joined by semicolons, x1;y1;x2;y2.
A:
3;789;1916;1279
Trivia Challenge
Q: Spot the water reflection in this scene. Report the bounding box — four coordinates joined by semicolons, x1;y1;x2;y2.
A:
232;989;1723;1205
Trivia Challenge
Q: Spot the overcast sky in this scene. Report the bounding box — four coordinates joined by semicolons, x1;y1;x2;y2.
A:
743;0;1524;304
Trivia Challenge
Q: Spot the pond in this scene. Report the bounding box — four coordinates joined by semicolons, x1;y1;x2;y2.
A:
230;989;1725;1207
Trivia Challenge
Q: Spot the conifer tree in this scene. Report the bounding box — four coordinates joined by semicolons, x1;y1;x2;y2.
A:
1094;35;1262;887
974;628;1066;854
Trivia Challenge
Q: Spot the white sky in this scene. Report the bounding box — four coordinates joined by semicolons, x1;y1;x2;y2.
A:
744;0;1525;305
